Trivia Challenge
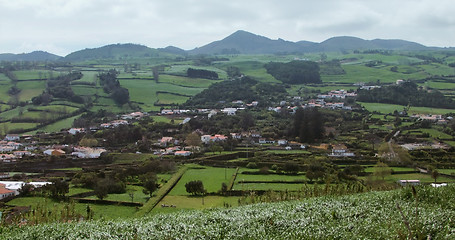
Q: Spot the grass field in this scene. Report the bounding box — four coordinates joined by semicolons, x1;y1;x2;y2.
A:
322;64;428;84
359;102;455;114
26;113;83;134
120;79;205;111
13;70;56;80
168;166;236;196
16;80;46;102
156;92;189;105
86;185;149;203
154;195;239;213
6;196;138;220
72;85;98;96
159;74;221;88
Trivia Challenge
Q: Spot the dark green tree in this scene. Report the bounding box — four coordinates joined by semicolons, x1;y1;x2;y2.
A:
185;180;206;195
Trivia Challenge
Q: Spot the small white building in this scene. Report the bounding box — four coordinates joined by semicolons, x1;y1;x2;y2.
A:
221;108;237;115
68;128;85;135
397;180;420;186
4;134;20;141
175;150;191;157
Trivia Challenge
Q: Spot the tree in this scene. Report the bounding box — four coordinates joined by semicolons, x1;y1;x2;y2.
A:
185;133;202;149
185;180;205;195
79;135;98;147
431;170;440;183
18;183;34;196
373;162;392;181
94;184;108;200
143;178;158;197
45;179;69;199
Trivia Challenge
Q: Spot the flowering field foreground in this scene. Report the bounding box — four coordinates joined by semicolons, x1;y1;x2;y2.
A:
2;185;455;239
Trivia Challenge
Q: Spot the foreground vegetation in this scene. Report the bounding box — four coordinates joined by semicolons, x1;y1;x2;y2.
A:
1;185;454;239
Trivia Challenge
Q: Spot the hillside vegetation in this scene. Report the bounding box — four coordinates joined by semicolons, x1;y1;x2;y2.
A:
1;185;454;239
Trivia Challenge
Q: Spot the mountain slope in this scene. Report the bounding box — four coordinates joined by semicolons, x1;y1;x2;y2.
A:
63;43;160;61
190;30;309;54
189;31;433;54
0;51;61;61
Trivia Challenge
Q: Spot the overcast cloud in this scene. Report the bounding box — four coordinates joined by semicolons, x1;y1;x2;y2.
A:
1;0;454;56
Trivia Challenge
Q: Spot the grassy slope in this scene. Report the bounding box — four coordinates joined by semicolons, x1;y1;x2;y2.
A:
3;185;455;239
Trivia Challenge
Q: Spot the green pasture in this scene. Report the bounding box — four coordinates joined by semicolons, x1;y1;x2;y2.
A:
445;141;455;147
217;60;280;83
233;182;305;191
424;80;455;90
156;92;189;105
13;70;55;80
110;153;155;164
436;169;455;175
168;166;236;196
363;173;455;183
68;186;92;196
6;196;138;220
26;114;83;134
236;173;306;183
16;80;46;102
159;74;220;88
72;71;98;83
411;128;453;139
0;107;23;120
32;105;79;113
359;102;455;114
322;64;428;84
86;185;149;203
163;65;228;79
120;79;204;111
151;115;181;123
0;122;39;134
419;63;455;76
363;167;416;173
0;73;10;82
72;85;98;96
154;195;239;213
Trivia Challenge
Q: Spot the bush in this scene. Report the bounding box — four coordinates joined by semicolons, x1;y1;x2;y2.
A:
246;162;258;169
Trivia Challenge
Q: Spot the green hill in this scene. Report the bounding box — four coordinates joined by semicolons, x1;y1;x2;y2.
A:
0;51;61;61
2;185;454;239
63;43;161;61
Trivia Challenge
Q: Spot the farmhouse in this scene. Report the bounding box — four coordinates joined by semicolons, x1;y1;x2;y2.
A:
0;184;15;200
68;128;85;135
4;134;20;141
329;144;355;157
43;149;66;156
397;180;420;186
0;154;16;162
201;134;227;144
175;150;191;157
71;147;106;158
221;108;237;115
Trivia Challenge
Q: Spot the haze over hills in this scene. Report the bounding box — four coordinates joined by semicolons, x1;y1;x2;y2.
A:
0;30;448;61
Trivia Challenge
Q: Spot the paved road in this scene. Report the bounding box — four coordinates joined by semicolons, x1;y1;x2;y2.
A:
387;130;400;161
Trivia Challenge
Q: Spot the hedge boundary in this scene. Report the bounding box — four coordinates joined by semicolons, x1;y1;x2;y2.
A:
136;166;188;216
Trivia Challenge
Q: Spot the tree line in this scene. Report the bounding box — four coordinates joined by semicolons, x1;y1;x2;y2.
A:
357;81;455;109
98;69;130;105
265;60;321;84
187;68;218;80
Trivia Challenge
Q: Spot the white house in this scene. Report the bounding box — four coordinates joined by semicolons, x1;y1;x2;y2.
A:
397;180;420;186
175;151;191;157
329;144;355;157
4;134;20;141
278;139;288;146
68;128;85;135
221;108;237;115
71;147;106;158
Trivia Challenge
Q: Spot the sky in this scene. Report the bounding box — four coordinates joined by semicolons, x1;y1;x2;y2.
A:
1;0;455;56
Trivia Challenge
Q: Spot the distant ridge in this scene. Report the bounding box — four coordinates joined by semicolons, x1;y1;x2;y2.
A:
189;30;309;54
0;51;61;61
0;31;447;61
189;31;432;54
